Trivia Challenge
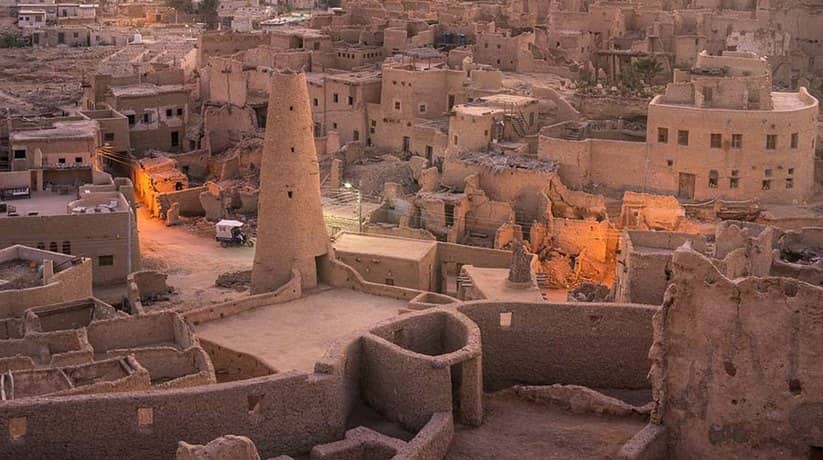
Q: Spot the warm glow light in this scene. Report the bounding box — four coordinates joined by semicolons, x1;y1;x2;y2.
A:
343;182;352;189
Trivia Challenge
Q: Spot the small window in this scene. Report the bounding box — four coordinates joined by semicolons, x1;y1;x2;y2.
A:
313;98;318;106
171;131;179;147
333;93;339;103
99;255;114;266
730;177;739;189
127;114;135;126
677;130;689;146
731;134;742;148
709;170;718;188
764;169;772;177
177;108;183;116
58;158;66;164
347;96;354;105
791;132;798;149
332;122;338;129
13;149;26;159
8;417;26;441
394;101;401;111
710;133;722;148
49;242;58;252
137;407;153;427
165;108;172;117
703;86;713;103
61;241;71;254
499;312;512;328
657;127;668;143
75;157;83;163
418;104;427;113
785;178;794;189
731;169;739;177
143;113;150;123
453;135;458;146
788;168;794;175
353;130;359;141
762;179;771;190
766;134;777;150
104;132;114;142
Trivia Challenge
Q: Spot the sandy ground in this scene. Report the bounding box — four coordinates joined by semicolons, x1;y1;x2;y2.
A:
194;287;407;372
137;207;254;311
447;392;646;460
0;47;118;115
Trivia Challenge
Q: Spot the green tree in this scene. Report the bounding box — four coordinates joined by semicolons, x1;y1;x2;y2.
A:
199;0;219;28
166;0;194;13
633;57;664;85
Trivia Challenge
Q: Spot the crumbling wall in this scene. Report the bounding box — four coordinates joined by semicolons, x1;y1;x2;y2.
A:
650;248;823;459
203;104;257;154
0;371;347;459
458;301;656;392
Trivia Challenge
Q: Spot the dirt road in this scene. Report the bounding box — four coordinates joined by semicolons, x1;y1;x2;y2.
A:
137;207;254;311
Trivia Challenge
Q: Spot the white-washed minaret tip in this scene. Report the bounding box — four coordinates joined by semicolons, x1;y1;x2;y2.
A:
250;70;328;294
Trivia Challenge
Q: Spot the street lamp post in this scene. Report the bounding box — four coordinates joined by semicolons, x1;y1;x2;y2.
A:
344;182;362;233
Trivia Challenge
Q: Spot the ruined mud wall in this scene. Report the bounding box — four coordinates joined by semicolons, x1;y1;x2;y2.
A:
651;249;823;459
199;339;277;382
458;301;656;392
156;186;208;218
0;372;347;459
0;258;93;318
363;310;482;431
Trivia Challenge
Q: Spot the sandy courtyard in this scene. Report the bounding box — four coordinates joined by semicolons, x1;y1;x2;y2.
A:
194;287;408;372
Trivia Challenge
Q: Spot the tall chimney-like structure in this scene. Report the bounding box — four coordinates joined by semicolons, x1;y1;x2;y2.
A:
251;71;328;294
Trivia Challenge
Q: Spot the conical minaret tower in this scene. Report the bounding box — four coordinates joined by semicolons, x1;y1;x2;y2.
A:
251;71;328;294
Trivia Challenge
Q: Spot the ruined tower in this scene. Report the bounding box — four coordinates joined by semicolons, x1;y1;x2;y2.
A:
251;71;328;294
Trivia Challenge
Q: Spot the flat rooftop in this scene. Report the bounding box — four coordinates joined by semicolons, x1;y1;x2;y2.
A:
0;259;42;291
1;192;75;218
1;191;128;219
194;287;407;372
110;83;187;98
333;233;437;262
10;120;98;142
455;104;504;117
463;266;544;302
447;392;647;459
479;94;538;106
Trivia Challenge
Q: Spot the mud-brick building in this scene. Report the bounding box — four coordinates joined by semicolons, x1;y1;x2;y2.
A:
541;51;819;204
104;83;191;154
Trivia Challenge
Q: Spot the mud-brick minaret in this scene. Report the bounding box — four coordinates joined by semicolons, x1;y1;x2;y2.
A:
251;71;328;294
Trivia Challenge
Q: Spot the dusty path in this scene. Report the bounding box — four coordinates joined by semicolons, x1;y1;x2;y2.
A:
137;207;254;311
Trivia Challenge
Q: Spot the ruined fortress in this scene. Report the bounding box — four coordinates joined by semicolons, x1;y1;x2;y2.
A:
0;0;822;458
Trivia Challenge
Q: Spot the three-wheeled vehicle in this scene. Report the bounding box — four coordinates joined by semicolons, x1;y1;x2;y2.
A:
215;219;254;247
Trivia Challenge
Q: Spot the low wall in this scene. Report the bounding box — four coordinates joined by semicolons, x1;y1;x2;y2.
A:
0;372;346;459
458;301;656;391
184;270;302;326
199;338;277;382
157;186;208;218
319;252;423;302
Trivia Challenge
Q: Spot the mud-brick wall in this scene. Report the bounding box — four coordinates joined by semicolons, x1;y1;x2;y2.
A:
0;372;347;460
199;338;276;382
458;301;656;391
654;251;823;459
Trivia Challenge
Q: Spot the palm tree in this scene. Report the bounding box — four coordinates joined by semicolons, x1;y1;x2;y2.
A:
633;57;664;85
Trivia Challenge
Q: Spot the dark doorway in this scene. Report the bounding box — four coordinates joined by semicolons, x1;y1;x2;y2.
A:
678;173;695;200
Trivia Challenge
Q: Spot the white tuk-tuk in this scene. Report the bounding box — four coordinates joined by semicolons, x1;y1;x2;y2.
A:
215;219;254;247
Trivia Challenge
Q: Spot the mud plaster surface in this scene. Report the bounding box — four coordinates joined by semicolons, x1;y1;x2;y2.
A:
446;392;646;460
194;287;407;372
